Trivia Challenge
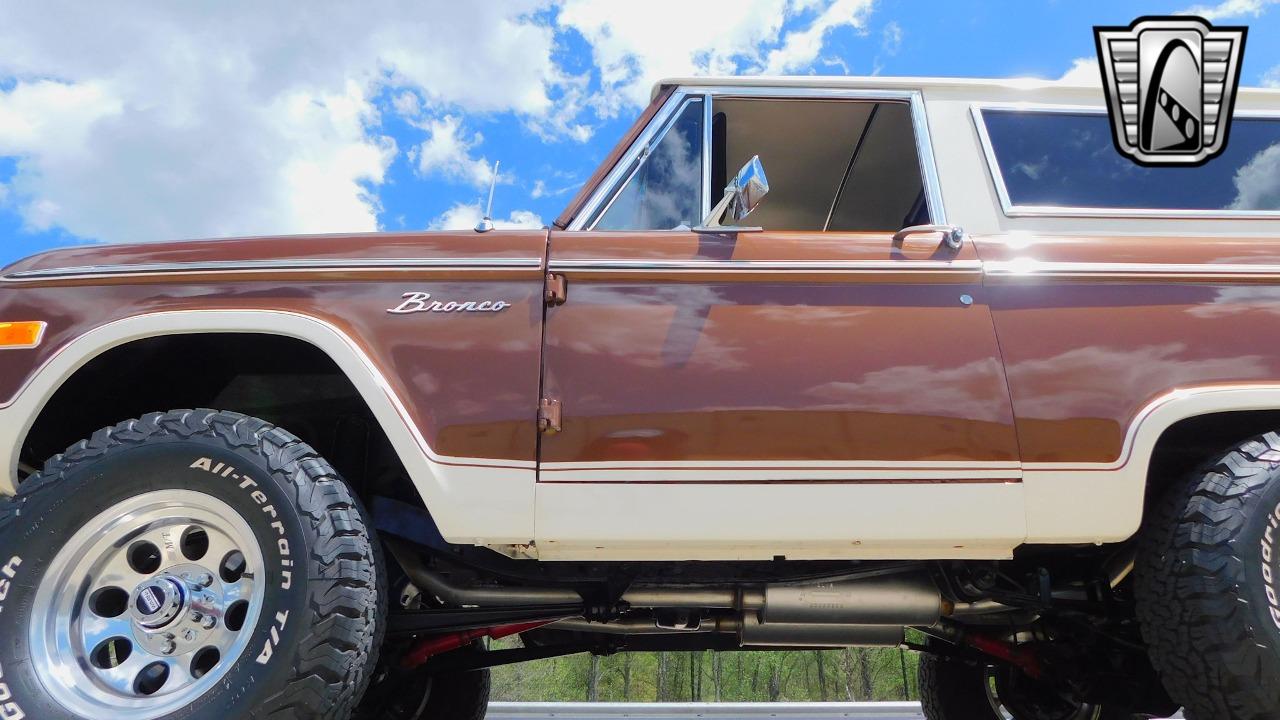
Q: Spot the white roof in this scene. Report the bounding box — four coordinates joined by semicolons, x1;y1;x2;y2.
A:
653;74;1280;104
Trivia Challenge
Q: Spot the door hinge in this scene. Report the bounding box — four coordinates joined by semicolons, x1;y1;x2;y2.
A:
544;272;567;306
538;398;562;435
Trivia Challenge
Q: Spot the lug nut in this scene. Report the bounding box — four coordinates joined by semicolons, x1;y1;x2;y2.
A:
160;640;177;655
198;573;214;588
201;615;217;630
181;628;198;642
189;611;204;623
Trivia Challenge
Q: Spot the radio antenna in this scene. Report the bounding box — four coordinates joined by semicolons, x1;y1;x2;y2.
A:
474;160;499;233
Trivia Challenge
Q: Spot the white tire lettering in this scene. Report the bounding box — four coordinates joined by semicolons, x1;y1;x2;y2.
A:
255;611;290;665
0;662;25;720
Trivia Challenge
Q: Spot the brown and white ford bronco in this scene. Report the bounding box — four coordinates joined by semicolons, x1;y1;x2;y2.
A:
2;75;1280;720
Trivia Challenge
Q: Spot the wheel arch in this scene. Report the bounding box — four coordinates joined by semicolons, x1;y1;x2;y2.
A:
1025;385;1280;545
0;310;536;546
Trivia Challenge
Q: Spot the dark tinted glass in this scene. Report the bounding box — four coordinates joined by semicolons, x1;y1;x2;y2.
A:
982;109;1280;211
595;99;703;230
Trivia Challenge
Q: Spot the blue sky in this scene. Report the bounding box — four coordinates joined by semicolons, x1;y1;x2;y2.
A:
1;0;1278;266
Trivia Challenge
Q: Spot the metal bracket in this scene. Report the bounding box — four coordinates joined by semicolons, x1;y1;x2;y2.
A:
538;398;562;435
545;273;567;305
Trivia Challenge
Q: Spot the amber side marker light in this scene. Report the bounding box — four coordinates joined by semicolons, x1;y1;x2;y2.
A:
0;321;47;349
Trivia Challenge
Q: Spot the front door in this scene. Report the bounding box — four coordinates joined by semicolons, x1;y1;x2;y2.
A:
534;90;1023;560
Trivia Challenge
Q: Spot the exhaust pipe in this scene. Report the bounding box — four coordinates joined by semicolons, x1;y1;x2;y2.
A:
735;614;904;648
759;574;941;626
550;614;904;648
392;539;941;628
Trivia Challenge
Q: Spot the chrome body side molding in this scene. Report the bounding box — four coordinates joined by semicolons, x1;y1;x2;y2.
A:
1;257;545;282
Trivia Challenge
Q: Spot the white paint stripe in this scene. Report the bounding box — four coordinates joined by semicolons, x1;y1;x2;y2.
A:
0;310;536;545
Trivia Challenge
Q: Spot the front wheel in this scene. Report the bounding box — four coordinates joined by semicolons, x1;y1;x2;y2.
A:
0;409;383;720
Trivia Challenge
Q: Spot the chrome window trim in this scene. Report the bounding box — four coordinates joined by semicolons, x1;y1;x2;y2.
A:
2;257;545;282
971;102;1280;220
579;92;707;231
567;86;947;231
702;91;714;221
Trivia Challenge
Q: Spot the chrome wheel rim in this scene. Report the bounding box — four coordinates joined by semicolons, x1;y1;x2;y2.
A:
30;490;266;718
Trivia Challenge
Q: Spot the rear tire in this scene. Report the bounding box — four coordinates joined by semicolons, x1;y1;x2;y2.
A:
421;668;490;720
1135;432;1280;720
918;650;1133;720
0;409;382;720
919;652;996;720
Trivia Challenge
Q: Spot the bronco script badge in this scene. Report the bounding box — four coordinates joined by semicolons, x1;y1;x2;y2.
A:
387;291;511;314
1095;16;1246;166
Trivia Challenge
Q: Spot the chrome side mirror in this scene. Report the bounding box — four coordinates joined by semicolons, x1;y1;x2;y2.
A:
696;155;769;232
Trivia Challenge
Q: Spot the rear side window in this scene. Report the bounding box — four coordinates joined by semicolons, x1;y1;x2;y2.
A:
978;108;1280;213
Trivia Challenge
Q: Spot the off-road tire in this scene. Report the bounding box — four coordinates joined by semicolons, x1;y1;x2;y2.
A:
421;668;490;720
919;651;1134;720
0;409;383;720
920;651;995;720
1135;432;1280;720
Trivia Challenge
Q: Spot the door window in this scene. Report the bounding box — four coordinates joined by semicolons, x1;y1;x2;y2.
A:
587;95;931;232
594;98;704;230
712;99;927;231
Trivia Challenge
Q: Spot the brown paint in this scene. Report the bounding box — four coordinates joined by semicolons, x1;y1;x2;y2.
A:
974;233;1280;464
4;212;1280;477
540;230;1020;468
0;231;549;464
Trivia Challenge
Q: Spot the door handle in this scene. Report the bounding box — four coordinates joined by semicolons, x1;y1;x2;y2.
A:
893;224;965;250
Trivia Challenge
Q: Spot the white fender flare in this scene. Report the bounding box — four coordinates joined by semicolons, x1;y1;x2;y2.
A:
0;310;535;544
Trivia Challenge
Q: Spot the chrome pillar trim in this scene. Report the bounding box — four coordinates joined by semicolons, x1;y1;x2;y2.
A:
571;90;694;231
701;91;714;222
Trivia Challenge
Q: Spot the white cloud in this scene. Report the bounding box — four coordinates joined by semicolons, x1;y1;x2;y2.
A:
1179;0;1279;20
0;1;565;243
881;21;903;55
414;116;499;189
428;201;544;231
763;0;877;74
1058;57;1101;86
0;0;878;246
392;91;422;119
558;0;875;113
1264;65;1280;88
1229;142;1280;210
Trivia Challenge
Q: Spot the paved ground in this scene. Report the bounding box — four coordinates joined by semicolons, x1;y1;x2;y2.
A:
484;702;1185;719
487;702;949;719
